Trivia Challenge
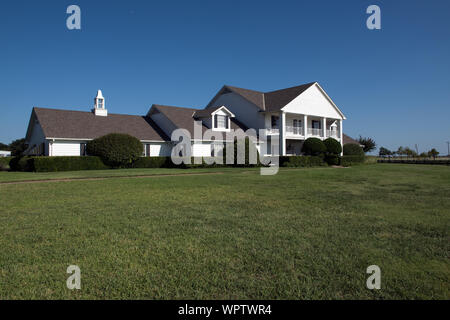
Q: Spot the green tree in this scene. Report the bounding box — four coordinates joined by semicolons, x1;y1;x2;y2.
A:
427;148;439;159
9;138;27;156
358;136;376;153
379;147;392;157
0;142;10;150
396;146;405;157
404;147;417;158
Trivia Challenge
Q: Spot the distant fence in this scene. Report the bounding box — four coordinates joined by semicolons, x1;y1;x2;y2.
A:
378;159;450;165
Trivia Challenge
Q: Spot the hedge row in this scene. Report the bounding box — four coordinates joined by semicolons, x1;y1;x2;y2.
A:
341;155;365;166
3;154;369;172
279;156;327;167
378;159;450;165
32;156;109;172
7;156;108;172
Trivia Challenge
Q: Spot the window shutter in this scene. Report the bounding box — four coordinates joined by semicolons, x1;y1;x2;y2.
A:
146;144;151;157
214;115;218;128
225;116;229;129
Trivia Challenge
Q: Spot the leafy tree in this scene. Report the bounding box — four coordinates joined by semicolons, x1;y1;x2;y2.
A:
9;138;27;156
404;147;417;158
379;147;392;157
419;152;428;158
87;133;143;167
427;148;439;159
396;146;405;157
302;138;326;156
358;136;376;153
323;138;342;155
0;142;10;150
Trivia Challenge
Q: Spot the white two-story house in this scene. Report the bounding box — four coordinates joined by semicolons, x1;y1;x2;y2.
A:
25;82;356;157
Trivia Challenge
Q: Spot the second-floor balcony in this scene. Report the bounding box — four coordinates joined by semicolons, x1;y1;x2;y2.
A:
286;125;303;136
265;125;340;139
266;127;279;135
326;129;339;138
308;128;322;136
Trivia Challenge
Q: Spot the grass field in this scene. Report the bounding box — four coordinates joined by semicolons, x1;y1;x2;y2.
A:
0;164;448;299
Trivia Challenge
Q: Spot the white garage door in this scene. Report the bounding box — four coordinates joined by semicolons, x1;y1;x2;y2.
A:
52;142;81;156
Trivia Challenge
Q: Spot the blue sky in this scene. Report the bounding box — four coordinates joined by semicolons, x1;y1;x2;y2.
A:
1;0;449;154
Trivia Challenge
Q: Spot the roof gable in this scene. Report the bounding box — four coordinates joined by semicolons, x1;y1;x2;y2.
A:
281;83;346;119
264;82;316;112
206;85;265;110
148;104;247;137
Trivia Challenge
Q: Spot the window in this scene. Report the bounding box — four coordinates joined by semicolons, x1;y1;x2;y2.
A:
97;98;104;108
271;115;279;128
312;120;321;129
141;144;151;157
293;119;302;135
215;115;228;129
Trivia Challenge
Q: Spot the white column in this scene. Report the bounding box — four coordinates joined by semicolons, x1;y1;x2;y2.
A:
322;117;327;138
280;111;286;156
303;114;308;137
339;119;343;156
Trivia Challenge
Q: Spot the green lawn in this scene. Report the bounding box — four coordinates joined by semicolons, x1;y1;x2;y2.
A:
0;164;448;299
0;167;240;183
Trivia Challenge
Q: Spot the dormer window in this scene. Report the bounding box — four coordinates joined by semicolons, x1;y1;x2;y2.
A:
214;114;229;129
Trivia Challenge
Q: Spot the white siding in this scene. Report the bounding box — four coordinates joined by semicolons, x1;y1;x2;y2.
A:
149;142;171;156
27;121;48;155
51;141;81;156
192;142;212;157
282;84;343;119
211;92;265;130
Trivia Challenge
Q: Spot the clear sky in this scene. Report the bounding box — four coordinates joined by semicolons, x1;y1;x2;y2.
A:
1;0;449;155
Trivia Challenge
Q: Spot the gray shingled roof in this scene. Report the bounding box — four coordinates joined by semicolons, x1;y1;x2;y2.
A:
207;82;316;112
150;105;247;137
343;134;360;145
29;107;169;141
192;106;222;118
264;83;316;112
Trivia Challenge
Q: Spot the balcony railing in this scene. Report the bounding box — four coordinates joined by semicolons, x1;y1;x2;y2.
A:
308;128;322;136
326;129;339;138
266;127;279;134
285;125;303;136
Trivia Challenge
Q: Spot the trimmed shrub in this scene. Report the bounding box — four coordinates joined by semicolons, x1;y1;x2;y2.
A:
324;154;341;166
32;156;108;172
279;156;327;167
323;138;342;155
0;157;12;171
341;155;365;167
222;137;260;167
87;133;143;168
302;138;326;156
132;157;172;168
343;143;364;156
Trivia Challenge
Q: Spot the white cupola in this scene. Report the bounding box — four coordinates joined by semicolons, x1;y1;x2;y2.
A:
93;89;107;116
